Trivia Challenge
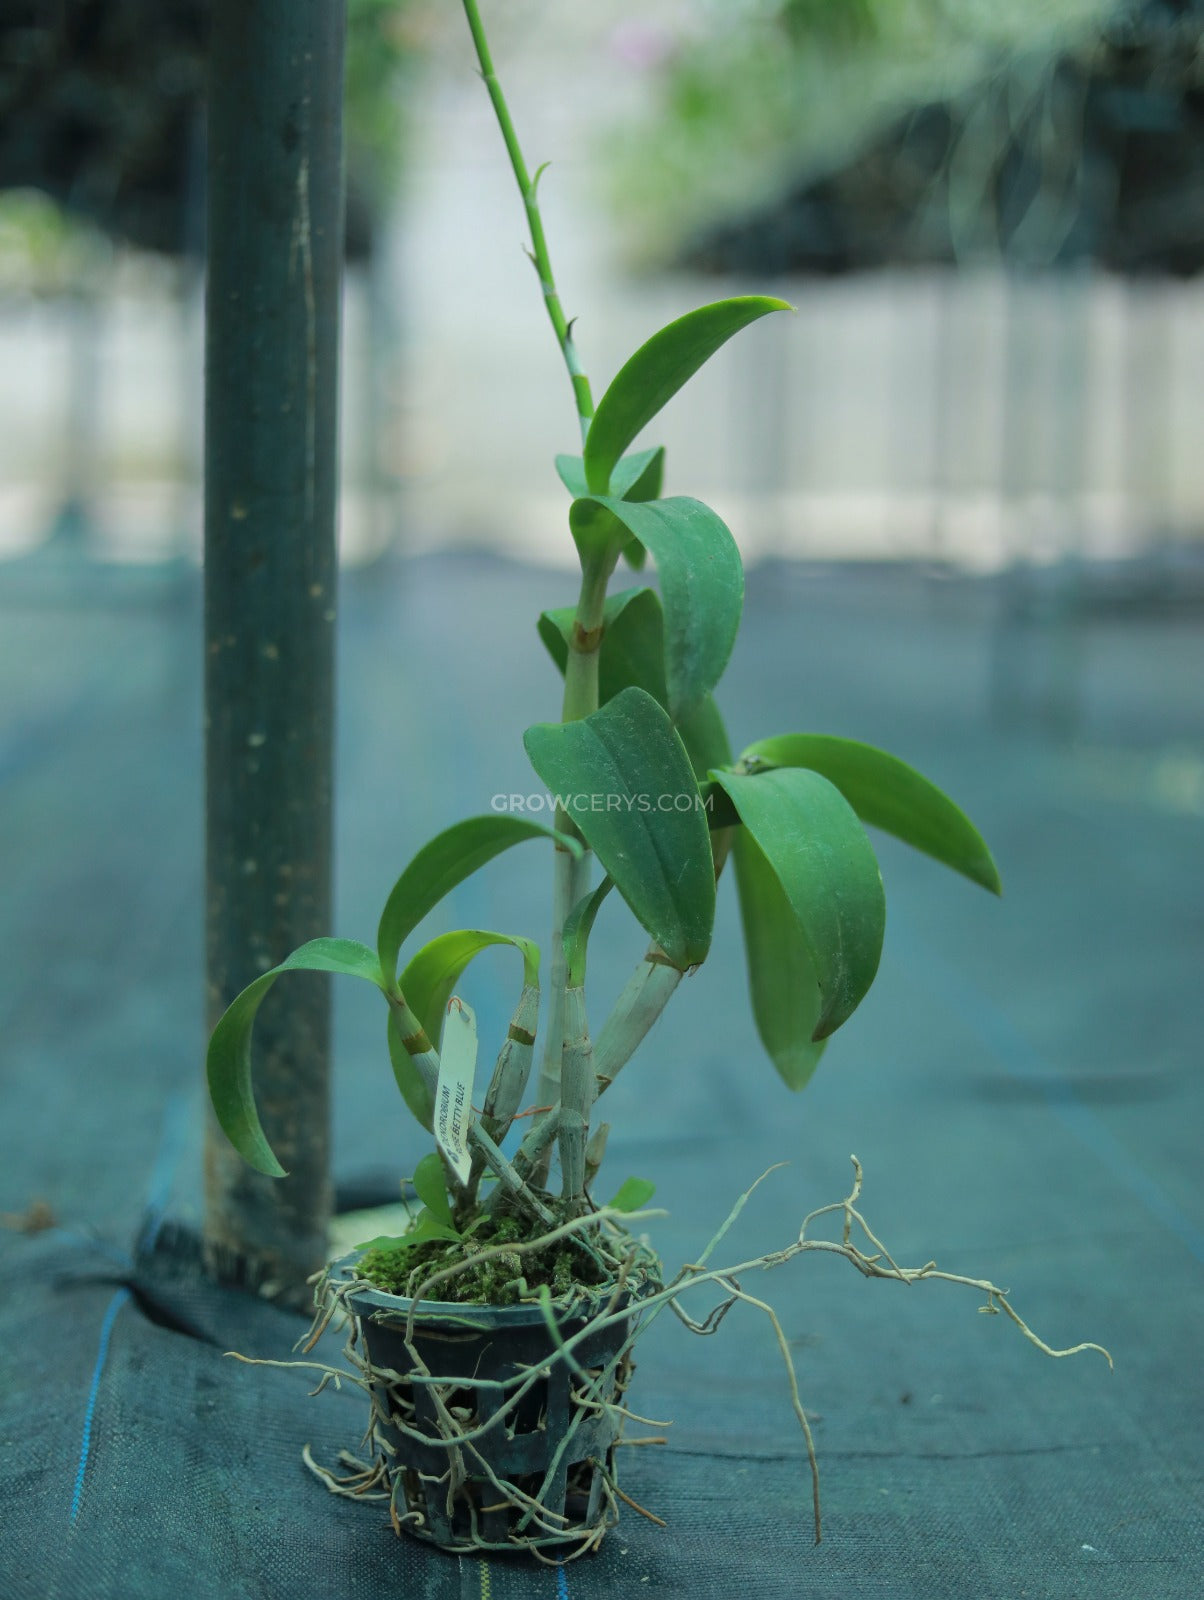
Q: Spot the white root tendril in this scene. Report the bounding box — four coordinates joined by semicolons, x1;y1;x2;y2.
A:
222;1157;1110;1554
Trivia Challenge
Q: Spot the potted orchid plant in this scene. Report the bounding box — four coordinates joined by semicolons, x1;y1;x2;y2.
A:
206;0;1109;1562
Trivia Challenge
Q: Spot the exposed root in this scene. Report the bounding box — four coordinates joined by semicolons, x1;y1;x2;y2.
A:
634;1155;1113;1545
723;1279;822;1540
224;1349;364;1400
226;1157;1109;1557
604;1470;668;1528
301;1443;392;1502
286;1222;660;1560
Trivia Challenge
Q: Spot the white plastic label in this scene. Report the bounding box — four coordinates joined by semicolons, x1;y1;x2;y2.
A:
434;997;477;1185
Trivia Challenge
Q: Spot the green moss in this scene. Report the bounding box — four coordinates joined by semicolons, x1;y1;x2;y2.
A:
356;1208;618;1306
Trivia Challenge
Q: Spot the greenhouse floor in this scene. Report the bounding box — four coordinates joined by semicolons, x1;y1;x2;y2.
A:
2;550;1202;1599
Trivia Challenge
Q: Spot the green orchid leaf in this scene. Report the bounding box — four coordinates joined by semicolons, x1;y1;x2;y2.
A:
377;816;580;984
566;494;628;567
563;876;615;988
615;447;662;566
207;938;388;1177
569;495;743;719
410;1214;462;1245
713;767;885;1040
554;454;589;498
538;589;730;791
524;687;715;969
538;596;732;866
538;586;669;709
680;696;735;872
583;296;791;493
387;1010;434;1130
739;734;1002;895
354;1234;407;1252
733;829;827;1090
554;444;663;504
608;1177;656;1212
676;692;733;782
398;929;539;1053
412;1150;455;1228
612;445;664;503
356;1212;461;1255
699;779;741;832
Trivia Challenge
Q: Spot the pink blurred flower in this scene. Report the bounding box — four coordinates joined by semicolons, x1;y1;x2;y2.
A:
608;20;679;73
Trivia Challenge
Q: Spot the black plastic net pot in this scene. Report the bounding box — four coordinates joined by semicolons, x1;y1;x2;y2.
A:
329;1254;651;1557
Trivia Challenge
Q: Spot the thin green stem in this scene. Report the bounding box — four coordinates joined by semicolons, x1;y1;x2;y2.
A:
558;985;594;1207
461;0;594;445
531;844;587;1187
497;948;682;1207
530;554;614;1185
561;556;611;721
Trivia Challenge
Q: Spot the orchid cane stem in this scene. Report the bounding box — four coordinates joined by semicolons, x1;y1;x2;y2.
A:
558;985;594;1207
460;0;594;445
531;556;614;1184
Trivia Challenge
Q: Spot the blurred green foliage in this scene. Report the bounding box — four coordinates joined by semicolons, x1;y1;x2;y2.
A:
0;0;418;282
345;0;418;202
606;0;1117;266
0;189;107;294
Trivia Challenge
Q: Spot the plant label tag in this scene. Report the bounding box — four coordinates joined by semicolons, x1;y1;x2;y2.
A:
434;997;476;1185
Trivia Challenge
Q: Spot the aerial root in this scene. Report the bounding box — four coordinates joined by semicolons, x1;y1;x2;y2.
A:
301;1443;391;1502
601;1466;668;1528
225;1157;1108;1555
649;1155;1111;1546
281;1248;653;1560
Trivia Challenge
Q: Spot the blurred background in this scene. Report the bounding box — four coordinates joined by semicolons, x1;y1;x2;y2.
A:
5;0;1204;578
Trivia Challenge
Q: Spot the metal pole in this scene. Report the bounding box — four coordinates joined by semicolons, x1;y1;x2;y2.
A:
203;0;346;1300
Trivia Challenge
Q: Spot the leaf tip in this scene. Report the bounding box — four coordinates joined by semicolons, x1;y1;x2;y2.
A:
811;994;845;1043
250;1147;287;1179
965;850;1003;896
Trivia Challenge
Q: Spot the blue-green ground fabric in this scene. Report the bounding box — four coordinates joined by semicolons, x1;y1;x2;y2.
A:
2;556;1203;1598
